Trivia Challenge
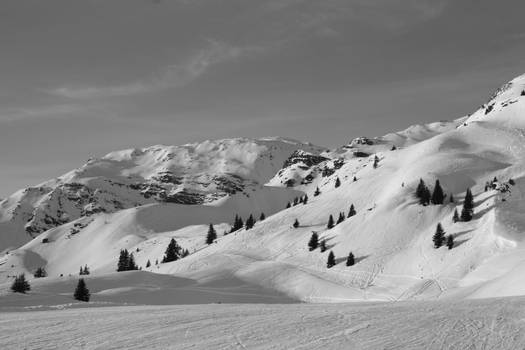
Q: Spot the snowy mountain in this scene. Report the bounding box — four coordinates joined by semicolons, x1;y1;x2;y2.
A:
2;73;525;305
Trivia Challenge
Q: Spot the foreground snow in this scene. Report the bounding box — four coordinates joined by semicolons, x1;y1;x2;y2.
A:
1;297;525;349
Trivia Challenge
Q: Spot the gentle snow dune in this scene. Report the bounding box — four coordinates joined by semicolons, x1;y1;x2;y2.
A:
1;297;525;349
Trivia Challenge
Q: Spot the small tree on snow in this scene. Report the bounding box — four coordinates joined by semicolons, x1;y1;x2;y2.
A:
293;219;300;228
335;177;341;188
314;187;321;196
308;232;319;251
346;252;355;266
452;208;460;223
433;223;446;248
11;274;30;293
336;212;345;225
206;224;217;244
245;214;256;229
327;215;335;229
320;239;327;252
303;194;308;204
146;260;151;268
163;238;182;262
73;278;90;302
373;155;379;169
327;251;336;268
259;213;266;221
431;179;445;205
34;267;47;278
348;204;356;218
446;235;454;250
460;188;474;222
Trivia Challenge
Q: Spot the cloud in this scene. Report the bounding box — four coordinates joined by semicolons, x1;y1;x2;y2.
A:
48;41;252;99
0;104;87;122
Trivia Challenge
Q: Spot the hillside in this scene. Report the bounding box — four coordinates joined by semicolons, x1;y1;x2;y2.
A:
1;74;525;305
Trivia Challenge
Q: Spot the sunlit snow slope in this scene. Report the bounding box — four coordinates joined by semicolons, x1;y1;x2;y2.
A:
2;74;525;304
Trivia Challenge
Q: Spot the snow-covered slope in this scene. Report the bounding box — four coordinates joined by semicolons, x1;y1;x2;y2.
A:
2;74;525;305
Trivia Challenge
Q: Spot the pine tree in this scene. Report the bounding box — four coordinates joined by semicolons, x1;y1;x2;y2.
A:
73;278;90;302
181;249;190;258
327;215;335;229
416;179;431;205
521;90;525;96
433;223;446;248
303;194;308;204
452;208;459;223
155;259;159;265
286;202;291;208
163;238;182;262
320;239;327;252
206;224;217;244
446;235;454;250
259;212;266;221
353;176;357;182
245;215;255;230
335;177;341;188
373;155;379;169
117;249;130;272
11;274;30;293
79;265;90;275
236;216;244;231
327;251;336;268
127;253;138;270
308;232;319;251
336;212;345;225
348;204;356;218
391;145;397;151
346;252;355;266
431;179;445;205
146;260;151;268
293;218;300;228
460;188;474;222
293;197;299;206
34;267;47;278
314;187;321;196
450;194;455;203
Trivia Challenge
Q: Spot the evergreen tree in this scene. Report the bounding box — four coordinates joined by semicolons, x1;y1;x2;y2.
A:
327;251;336;268
348;204;356;218
11;274;30;293
235;216;244;231
117;249;130;272
163;238;182;262
391;145;397;151
127;253;138;270
446;235;454;250
416;179;431;205
146;260;151;268
335;177;341;188
320;239;327;252
181;249;190;258
293;218;300;228
286;202;291;208
206;224;217;244
373;155;379;169
353;176;357;182
155;259;159;265
293;197;299;206
433;223;446;248
460;188;474;222
79;265;90;275
431;179;445;205
259;212;266;221
73;278;90;302
303;194;308;204
314;187;321;196
245;215;256;230
327;215;335;229
34;267;47;278
346;252;355;266
450;194;455;203
308;232;319;251
336;212;345;225
452;208;460;223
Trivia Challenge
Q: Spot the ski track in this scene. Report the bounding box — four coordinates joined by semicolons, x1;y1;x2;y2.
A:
2;297;525;349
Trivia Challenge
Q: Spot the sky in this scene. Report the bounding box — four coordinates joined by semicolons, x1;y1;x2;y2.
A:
1;0;525;196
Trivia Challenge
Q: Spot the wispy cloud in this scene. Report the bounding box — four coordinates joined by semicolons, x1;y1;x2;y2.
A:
48;41;253;99
0;104;86;122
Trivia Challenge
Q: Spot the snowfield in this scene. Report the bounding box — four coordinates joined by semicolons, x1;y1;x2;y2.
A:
2;297;525;349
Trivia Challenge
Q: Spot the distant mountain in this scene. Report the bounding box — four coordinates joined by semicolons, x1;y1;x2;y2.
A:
2;73;525;303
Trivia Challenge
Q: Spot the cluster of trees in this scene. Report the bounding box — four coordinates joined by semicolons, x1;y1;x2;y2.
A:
308;233;355;268
162;238;188;261
229;213;266;234
34;267;47;278
11;274;30;293
79;265;90;275
416;179;445;205
117;249;139;271
433;223;454;249
459;188;474;222
11;272;90;302
326;205;356;229
287;195;309;208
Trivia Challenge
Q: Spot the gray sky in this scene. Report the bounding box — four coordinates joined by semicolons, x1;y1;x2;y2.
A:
1;0;525;196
